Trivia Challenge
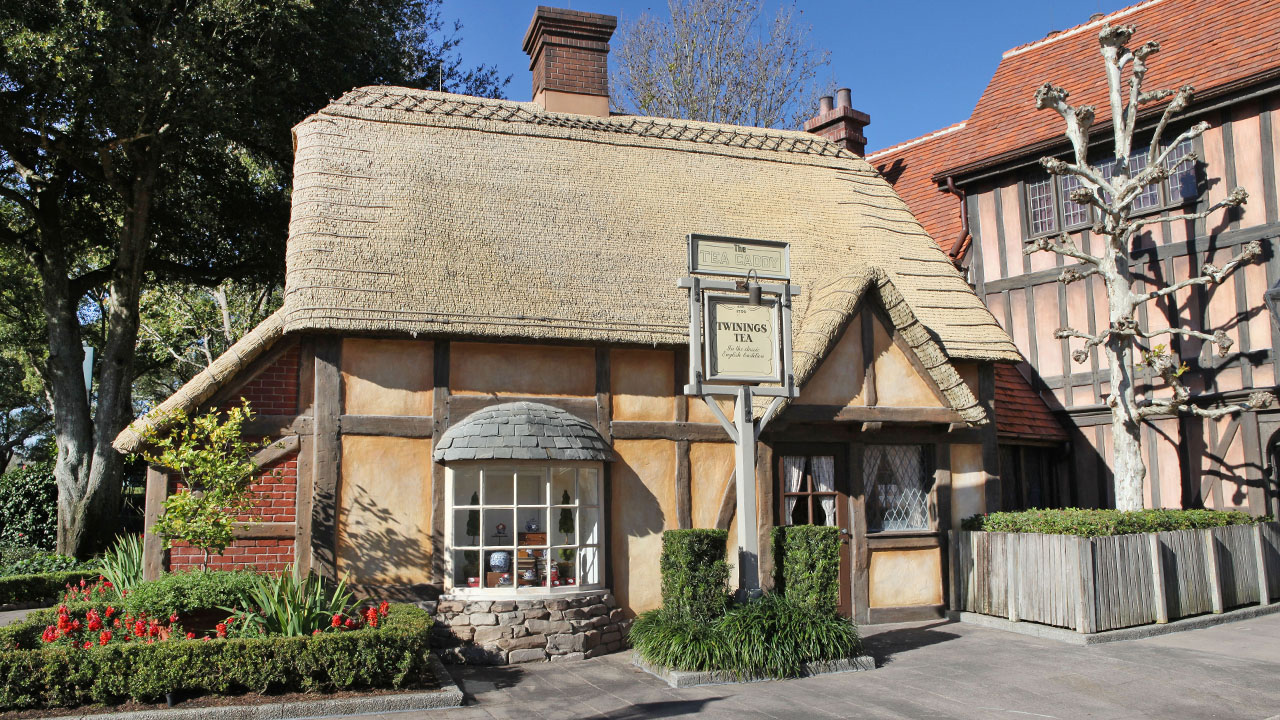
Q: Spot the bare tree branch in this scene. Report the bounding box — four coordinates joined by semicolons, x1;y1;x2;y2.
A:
1025;232;1103;266
1134;238;1259;304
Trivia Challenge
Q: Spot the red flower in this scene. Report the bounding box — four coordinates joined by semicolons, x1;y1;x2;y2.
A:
87;611;103;632
343;618;357;629
71;619;81;632
99;631;111;646
169;613;179;624
312;629;321;636
41;626;58;643
105;607;115;618
331;613;342;628
215;623;228;639
364;607;378;628
202;637;211;642
378;601;389;617
134;621;145;636
186;632;195;639
82;641;92;649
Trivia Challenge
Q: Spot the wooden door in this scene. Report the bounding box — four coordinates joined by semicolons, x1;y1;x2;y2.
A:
776;446;852;617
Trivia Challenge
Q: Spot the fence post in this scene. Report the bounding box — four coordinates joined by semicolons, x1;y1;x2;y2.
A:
1148;532;1168;624
1204;529;1224;614
949;530;960;612
1074;536;1095;633
1006;533;1019;623
1254;523;1270;606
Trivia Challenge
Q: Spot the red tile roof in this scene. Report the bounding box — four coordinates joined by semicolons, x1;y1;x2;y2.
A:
867;122;968;256
936;0;1280;178
993;364;1069;442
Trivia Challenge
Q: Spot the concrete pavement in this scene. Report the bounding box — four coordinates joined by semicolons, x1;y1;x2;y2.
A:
382;613;1280;719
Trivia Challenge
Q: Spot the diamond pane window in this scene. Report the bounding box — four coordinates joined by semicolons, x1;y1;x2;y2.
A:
448;464;603;593
1127;151;1161;211
1058;174;1091;228
864;445;934;532
1165;138;1196;204
1026;176;1057;235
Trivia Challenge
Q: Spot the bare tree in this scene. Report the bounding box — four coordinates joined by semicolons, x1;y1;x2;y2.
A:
610;0;830;129
1029;24;1274;511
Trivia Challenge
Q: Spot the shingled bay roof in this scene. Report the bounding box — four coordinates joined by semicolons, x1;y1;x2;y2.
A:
434;402;612;462
282;86;1019;365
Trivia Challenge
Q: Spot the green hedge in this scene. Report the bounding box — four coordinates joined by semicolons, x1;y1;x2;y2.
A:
773;526;840;615
659;529;730;622
0;571;100;606
119;570;259;617
962;508;1264;537
0;604;433;710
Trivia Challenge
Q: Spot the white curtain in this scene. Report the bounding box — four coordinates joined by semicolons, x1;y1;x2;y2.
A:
782;456;806;524
811;456;837;527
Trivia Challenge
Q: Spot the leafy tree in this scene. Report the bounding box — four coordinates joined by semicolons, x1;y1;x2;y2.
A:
610;0;830;129
0;462;57;549
1028;24;1274;510
0;0;507;556
135;402;273;570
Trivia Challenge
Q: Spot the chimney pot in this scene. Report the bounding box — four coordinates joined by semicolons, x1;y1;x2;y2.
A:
522;6;617;117
804;85;870;156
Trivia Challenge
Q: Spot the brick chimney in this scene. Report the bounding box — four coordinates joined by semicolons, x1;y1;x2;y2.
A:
804;88;870;155
522;6;617;117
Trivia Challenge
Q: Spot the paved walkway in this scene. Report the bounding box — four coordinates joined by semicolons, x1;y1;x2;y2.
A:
393;614;1280;719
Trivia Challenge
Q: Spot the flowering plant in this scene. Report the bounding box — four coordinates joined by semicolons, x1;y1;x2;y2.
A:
40;605;183;648
61;576;122;603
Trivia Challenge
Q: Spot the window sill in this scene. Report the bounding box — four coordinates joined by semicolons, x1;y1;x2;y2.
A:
442;586;607;600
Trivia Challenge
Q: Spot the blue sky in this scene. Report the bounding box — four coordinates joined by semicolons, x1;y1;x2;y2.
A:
440;0;1134;151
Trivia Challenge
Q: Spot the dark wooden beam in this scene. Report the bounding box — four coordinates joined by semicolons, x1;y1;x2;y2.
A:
979;364;1002;513
252;434;300;468
715;471;736;531
780;405;964;425
340;414;433;438
244;415;313;437
676;440;692;529
868;604;946;624
310;337;342;581
862;308;878;407
142;467;167;581
866;534;941;550
232;522;296;540
611;420;732;442
595;347;612;441
431;340;450;586
294;433;314;576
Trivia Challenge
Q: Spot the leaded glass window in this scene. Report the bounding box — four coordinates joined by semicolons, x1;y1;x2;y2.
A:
1026;176;1057;235
864;445;934;533
1058;173;1091;228
1165;138;1197;204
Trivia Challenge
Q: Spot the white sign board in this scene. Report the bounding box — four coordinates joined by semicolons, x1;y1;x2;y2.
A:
704;294;781;383
688;234;790;280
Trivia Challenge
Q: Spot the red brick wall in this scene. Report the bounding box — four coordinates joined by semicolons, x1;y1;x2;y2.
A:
230;344;299;415
170;539;294;574
240;456;297;524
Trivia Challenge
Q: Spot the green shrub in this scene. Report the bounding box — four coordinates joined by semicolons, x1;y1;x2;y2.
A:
233;569;355;637
773;525;841;615
631;594;861;680
98;535;145;595
962;508;1263;537
0;464;57;550
0;552;91;577
0;571;100;606
121;570;259;616
659;529;731;622
0;604;433;710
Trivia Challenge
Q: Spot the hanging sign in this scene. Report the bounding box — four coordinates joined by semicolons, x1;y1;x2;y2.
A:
704;294;782;383
688;234;790;280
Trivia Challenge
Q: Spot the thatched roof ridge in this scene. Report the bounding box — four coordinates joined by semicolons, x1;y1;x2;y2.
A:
282;85;1019;363
112;309;285;454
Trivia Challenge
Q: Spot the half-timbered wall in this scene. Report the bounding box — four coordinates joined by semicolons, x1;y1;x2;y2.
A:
964;92;1280;513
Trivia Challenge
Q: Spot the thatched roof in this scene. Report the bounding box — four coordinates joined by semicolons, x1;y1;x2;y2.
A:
115;86;1020;452
283;87;1019;362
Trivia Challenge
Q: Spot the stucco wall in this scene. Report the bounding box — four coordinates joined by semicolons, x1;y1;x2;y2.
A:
872;314;943;407
951;443;987;528
794;309;944;408
690;442;734;528
868;548;943;607
337;435;434;585
341;338;433;415
611;348;675;421
451;342;594;397
796;317;866;407
610;439;677;615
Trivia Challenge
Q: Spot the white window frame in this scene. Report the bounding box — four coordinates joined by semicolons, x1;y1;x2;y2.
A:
443;461;605;598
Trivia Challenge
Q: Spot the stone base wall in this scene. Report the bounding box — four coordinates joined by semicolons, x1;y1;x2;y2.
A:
423;591;630;664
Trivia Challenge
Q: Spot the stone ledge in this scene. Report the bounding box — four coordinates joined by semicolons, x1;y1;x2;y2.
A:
632;653;876;688
950;601;1280;645
38;653;462;720
432;590;628;664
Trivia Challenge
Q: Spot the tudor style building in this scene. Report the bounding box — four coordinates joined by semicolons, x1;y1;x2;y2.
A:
871;0;1280;515
116;6;1024;661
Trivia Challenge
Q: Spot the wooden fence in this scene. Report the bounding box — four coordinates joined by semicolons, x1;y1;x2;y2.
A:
951;523;1280;633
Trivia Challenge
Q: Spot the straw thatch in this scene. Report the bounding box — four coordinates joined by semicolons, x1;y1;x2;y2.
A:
284;87;1019;361
115;86;1020;451
112;310;285;454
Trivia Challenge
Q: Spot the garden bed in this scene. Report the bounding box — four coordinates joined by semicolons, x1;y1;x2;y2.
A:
953;517;1280;633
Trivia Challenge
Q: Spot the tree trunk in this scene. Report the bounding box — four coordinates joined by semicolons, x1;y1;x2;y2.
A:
1103;238;1146;512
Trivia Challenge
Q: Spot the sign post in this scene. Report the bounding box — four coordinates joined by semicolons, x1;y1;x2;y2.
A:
680;234;799;596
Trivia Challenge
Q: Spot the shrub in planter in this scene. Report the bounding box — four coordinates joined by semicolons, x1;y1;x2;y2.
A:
962;508;1263;537
0;552;90;578
772;525;840;615
659;529;730;622
120;570;259;617
0;604;433;710
0;570;100;606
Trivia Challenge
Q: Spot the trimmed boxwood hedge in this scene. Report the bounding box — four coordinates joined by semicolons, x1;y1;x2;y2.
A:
962;508;1264;537
773;525;840;614
0;570;100;606
0;604;434;710
659;529;731;622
